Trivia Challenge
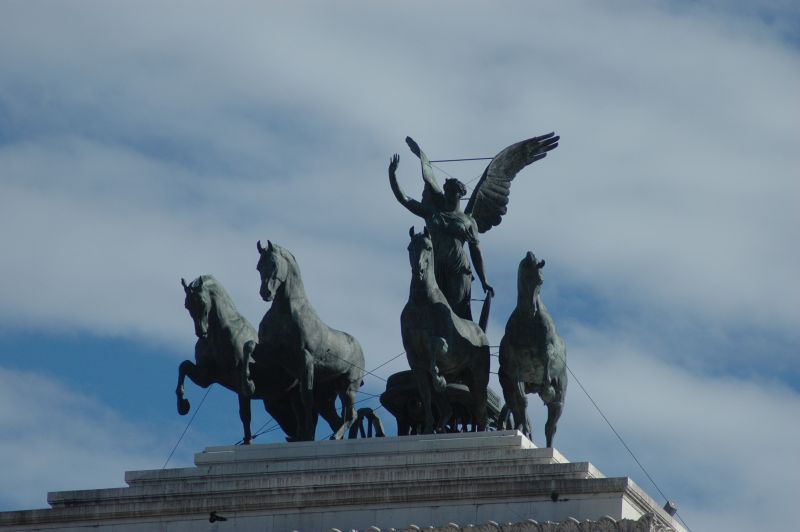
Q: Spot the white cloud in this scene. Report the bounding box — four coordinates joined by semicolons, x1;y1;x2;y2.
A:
551;326;800;532
1;1;796;350
0;367;165;509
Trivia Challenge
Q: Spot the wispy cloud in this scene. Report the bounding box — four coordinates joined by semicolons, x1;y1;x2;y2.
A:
558;326;800;531
0;367;164;509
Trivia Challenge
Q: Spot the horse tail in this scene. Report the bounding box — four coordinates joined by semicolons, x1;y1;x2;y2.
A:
478;290;493;333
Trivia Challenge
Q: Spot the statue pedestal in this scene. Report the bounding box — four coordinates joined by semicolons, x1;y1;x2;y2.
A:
0;431;684;531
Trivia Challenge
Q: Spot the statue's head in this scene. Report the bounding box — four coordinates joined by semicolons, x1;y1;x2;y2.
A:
519;251;546;288
407;226;433;281
443;178;467;210
256;240;285;302
182;276;213;338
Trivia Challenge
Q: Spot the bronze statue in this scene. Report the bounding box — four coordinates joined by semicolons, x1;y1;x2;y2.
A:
388;133;559;320
401;227;491;434
176;275;258;442
498;253;567;448
255;240;365;441
176;275;344;443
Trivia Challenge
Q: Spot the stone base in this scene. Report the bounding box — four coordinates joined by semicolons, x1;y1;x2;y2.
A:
0;431;684;531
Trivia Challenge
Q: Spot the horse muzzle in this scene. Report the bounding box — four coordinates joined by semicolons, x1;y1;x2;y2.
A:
260;286;275;302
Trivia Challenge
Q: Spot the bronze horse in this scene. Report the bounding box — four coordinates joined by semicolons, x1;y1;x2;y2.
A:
175;275;341;443
498;252;567;447
401;227;491;434
255;241;365;441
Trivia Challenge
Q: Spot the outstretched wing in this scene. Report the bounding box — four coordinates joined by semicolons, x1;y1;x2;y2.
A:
465;132;559;233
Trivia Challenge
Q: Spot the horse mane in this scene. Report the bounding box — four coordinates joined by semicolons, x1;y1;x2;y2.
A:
191;275;242;317
271;243;300;272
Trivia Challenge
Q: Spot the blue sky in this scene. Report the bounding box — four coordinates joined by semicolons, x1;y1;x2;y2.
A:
1;2;798;530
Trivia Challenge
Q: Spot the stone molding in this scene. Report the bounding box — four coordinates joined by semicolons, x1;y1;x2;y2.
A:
341;514;668;531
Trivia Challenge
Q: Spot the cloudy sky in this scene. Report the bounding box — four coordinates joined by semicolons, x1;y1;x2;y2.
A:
1;1;798;530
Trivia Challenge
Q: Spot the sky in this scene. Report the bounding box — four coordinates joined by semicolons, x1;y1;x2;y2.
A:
0;1;798;530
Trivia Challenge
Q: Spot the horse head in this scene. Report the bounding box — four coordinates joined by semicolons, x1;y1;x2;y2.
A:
256;240;287;302
407;226;434;283
182;276;213;338
519;251;546;291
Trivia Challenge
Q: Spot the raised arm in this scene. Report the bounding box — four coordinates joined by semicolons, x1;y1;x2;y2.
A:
406;136;444;201
388;154;430;219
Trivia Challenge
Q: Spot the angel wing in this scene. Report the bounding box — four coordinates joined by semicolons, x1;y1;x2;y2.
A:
465;132;559;233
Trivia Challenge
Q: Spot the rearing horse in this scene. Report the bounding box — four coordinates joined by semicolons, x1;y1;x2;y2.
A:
176;275;259;443
255;240;365;441
498;252;567;448
401;227;491;434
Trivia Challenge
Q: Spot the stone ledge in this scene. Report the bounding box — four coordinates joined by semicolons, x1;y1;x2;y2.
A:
53;461;604;508
39;476;633;519
125;446;570;486
197;430;540;464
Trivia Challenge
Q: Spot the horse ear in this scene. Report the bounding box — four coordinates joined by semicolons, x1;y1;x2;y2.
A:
181;278;189;292
538;259;546;269
409;226;415;239
423;226;430;238
257;240;263;253
267;240;274;252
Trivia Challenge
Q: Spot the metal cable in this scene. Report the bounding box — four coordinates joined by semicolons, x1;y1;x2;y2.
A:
563;361;692;531
162;385;212;468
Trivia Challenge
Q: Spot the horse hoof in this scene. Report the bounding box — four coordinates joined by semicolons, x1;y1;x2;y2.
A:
177;397;191;416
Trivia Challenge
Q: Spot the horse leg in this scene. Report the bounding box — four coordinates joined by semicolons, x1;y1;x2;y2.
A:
176;360;213;416
517;380;532;438
397;413;411;436
297;350;316;441
544;376;565;448
369;411;386;437
333;379;359;440
469;373;489;432
469;348;490;431
238;394;253;445
412;367;435;434
316;386;343;437
347;411;363;439
176;360;192;415
436;393;454;433
428;337;448;393
241;341;256;397
428;336;452;432
499;368;530;438
544;399;563;448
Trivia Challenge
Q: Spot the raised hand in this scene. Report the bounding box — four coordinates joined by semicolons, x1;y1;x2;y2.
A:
482;282;495;299
405;136;421;158
389;153;400;174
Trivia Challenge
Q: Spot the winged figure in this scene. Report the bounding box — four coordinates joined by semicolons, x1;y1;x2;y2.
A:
388;133;559;321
